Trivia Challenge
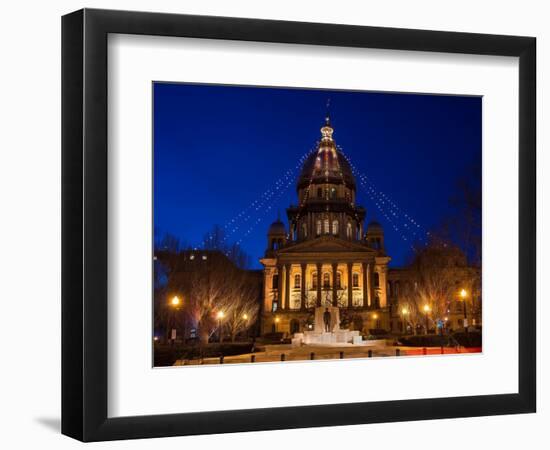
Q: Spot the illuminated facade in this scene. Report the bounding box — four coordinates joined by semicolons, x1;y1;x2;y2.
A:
260;117;392;336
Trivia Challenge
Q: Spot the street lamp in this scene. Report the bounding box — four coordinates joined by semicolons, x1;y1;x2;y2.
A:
217;311;225;343
168;295;182;345
401;307;408;334
242;313;249;339
274;316;280;332
171;295;181;307
460;289;468;334
423;304;431;334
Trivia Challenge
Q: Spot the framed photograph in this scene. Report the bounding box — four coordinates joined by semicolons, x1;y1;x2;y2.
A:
62;8;536;442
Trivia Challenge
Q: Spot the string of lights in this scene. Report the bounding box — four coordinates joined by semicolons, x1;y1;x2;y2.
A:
232;168;298;247
338;146;429;250
201;152;309;249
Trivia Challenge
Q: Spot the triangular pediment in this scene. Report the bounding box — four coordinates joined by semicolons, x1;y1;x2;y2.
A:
278;236;375;254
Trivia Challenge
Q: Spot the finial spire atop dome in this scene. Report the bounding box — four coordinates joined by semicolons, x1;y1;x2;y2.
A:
321;99;334;140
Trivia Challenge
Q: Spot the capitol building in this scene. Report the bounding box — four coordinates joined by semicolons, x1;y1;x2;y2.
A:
260;116;401;337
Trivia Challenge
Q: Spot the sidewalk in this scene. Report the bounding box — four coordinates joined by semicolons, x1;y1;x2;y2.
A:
173;344;482;366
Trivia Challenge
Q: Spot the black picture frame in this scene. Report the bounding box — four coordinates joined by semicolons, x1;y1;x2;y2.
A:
62;8;536;442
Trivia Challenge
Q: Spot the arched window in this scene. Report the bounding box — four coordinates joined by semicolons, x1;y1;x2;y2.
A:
302;223;307;239
294;274;301;289
394;281;400;297
332;220;339;235
330;187;337;198
352;273;359;288
312;272;318;289
317;187;322;197
374;272;380;288
346;222;352;239
316;220;322;236
324;218;330;234
336;272;342;288
323;273;330;289
272;274;279;289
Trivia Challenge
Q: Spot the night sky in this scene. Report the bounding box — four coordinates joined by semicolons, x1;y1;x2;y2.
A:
154;83;481;269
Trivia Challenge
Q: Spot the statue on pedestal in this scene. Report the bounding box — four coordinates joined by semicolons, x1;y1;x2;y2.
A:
323;308;332;332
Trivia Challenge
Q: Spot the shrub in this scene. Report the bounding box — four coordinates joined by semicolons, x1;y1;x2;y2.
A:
452;331;482;347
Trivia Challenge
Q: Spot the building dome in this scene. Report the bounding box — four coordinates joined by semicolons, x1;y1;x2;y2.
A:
268;218;286;235
367;220;383;233
296;118;356;190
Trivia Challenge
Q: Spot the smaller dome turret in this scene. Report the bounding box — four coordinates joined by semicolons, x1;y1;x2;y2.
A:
366;220;384;251
266;217;287;254
367;221;383;233
268;219;286;236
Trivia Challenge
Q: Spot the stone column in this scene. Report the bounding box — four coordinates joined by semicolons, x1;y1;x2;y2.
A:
300;263;307;310
316;262;322;307
284;263;291;310
332;262;338;306
379;266;388;308
347;262;353;308
369;263;375;308
362;262;368;308
277;263;284;311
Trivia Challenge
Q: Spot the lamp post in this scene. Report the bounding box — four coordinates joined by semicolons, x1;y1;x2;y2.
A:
423;304;431;334
401;307;408;334
217;311;225;343
460;289;468;334
274;316;280;333
169;295;182;345
242;313;249;340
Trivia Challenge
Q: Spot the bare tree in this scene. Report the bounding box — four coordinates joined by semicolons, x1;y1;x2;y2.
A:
441;160;482;267
401;236;480;334
398;281;423;334
203;225;251;269
225;275;260;342
185;256;238;343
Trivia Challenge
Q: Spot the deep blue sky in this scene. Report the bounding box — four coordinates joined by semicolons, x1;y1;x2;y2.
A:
154;83;481;269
